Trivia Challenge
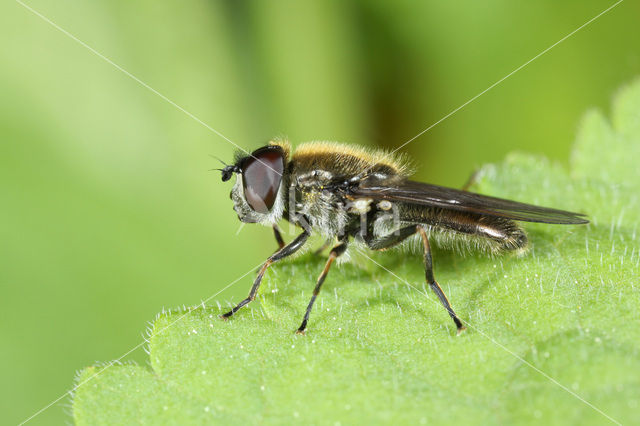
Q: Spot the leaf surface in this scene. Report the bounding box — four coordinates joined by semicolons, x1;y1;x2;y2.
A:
73;79;640;425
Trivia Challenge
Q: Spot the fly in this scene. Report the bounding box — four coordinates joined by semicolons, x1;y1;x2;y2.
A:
218;139;588;334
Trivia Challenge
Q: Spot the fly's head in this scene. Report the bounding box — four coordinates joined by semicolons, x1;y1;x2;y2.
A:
220;143;288;225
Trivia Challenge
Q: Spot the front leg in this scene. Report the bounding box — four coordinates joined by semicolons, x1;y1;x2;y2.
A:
275;223;333;256
221;229;310;319
272;224;286;250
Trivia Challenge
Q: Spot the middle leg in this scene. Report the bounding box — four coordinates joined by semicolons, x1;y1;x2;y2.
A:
296;241;348;334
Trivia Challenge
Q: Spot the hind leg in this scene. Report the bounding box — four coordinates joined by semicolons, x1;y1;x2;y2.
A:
364;225;465;333
417;227;466;333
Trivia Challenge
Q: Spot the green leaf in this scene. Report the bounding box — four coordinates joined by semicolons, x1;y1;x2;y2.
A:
72;79;640;425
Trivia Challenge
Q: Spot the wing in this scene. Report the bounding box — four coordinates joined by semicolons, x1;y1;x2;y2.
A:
351;180;589;224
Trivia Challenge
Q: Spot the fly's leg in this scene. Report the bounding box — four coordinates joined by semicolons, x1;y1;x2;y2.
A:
313;237;334;256
417;226;466;333
272;224;286;250
296;242;348;334
461;169;480;191
221;229;309;319
363;225;419;250
364;225;465;333
255;224;286;274
274;223;329;255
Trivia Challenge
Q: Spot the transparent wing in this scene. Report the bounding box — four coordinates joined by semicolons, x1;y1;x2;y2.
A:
352;180;589;224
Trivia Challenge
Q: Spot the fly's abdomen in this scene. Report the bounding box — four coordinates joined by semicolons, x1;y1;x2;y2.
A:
400;204;528;254
474;214;528;252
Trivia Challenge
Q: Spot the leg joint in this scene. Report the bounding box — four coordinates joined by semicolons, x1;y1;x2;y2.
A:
331;242;348;257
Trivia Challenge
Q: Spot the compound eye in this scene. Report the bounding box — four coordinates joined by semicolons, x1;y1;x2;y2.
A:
241;148;284;213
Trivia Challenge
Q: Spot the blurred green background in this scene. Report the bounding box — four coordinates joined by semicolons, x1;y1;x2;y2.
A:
1;0;638;424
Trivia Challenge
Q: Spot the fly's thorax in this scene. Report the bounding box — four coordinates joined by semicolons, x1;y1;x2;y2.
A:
290;141;412;178
284;169;350;238
280;140;412;238
287;167;406;240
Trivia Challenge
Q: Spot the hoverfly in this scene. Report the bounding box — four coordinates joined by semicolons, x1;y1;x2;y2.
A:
218;139;588;334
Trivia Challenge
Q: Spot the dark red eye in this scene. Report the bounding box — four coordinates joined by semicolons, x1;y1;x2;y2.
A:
241;147;284;213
